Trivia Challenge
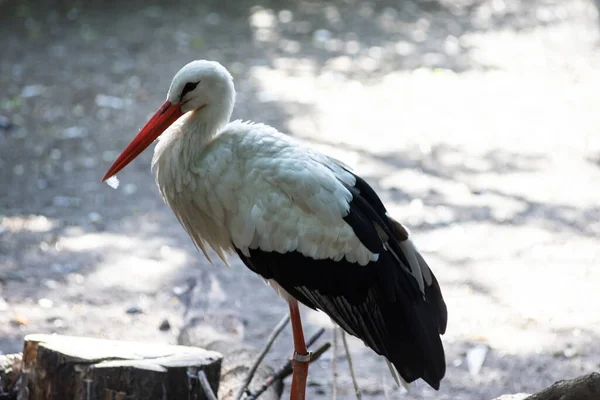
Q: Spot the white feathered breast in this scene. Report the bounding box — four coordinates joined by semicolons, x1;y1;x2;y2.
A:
152;120;379;266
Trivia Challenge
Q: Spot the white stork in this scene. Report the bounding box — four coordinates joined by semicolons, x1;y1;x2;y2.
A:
103;60;447;399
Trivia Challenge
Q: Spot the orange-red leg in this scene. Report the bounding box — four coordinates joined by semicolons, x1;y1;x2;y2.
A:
289;300;310;400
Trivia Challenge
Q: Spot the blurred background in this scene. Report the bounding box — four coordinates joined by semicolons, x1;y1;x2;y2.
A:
1;0;600;398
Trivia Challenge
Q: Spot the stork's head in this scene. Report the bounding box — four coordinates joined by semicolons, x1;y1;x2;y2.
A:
167;60;235;115
102;60;235;182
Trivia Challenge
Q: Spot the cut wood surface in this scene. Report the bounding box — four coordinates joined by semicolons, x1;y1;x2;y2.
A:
19;334;222;400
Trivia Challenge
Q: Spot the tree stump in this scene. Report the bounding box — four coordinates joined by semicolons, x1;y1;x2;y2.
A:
525;372;600;400
491;372;600;400
19;334;223;400
0;353;22;399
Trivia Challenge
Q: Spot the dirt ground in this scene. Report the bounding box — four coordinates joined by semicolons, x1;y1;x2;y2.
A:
1;0;600;399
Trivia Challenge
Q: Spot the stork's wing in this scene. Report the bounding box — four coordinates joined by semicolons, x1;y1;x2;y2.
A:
233;160;447;389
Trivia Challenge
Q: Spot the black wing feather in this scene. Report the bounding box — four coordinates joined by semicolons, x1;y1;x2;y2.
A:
234;173;447;389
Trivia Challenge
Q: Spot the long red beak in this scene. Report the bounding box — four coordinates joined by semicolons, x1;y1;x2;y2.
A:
102;100;183;182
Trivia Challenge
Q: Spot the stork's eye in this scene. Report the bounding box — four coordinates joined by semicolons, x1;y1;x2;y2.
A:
180;81;200;101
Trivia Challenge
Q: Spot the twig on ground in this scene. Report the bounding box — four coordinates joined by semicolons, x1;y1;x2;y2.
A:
341;331;362;400
178;277;198;320
245;328;329;400
197;370;218;400
246;343;330;400
234;314;290;400
305;327;326;350
332;326;339;400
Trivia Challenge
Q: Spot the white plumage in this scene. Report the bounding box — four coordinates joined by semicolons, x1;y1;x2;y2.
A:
103;60;448;397
153;119;377;266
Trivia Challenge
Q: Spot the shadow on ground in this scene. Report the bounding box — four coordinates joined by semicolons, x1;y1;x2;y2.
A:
1;0;600;399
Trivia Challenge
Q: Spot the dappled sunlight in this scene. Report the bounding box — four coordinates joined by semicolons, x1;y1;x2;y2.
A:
305;308;335;331
3;0;600;397
60;231;189;292
1;214;56;233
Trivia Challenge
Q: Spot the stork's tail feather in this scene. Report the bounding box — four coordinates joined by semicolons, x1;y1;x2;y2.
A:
388;217;448;390
416;250;448;334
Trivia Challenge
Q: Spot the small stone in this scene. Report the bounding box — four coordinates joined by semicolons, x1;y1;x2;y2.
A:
250;8;276;29
0;271;27;282
50;148;62;160
111;60;136;74
0;115;11;130
52;196;70;207
53;318;67;329
123;183;137;195
52;196;81;208
159;245;172;258
313;29;332;45
158;319;171;331
88;212;103;224
82;157;96;169
102;150;119;162
395;40;415;56
62;161;74;172
50;263;64;273
143;6;162;18
563;347;578;358
204;12;221;25
127;75;141;90
278;10;293;23
95;94;126;109
61;126;87;139
466;344;489;375
66;7;80;20
50;44;67;57
345;40;360;55
47;316;67;329
21;85;46;98
67;273;84;284
44;279;59;289
126;306;143;315
10;314;28;327
11;128;28;139
12;164;25;176
38;298;54;308
172;285;187;296
0;297;9;312
72;104;85;117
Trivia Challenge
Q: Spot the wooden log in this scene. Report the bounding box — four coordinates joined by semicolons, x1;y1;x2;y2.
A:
19;334;222;400
525;372;600;400
491;372;600;400
0;353;22;399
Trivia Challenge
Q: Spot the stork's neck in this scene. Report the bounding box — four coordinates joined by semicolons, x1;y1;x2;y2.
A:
181;99;233;147
183;110;220;147
153;92;235;175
